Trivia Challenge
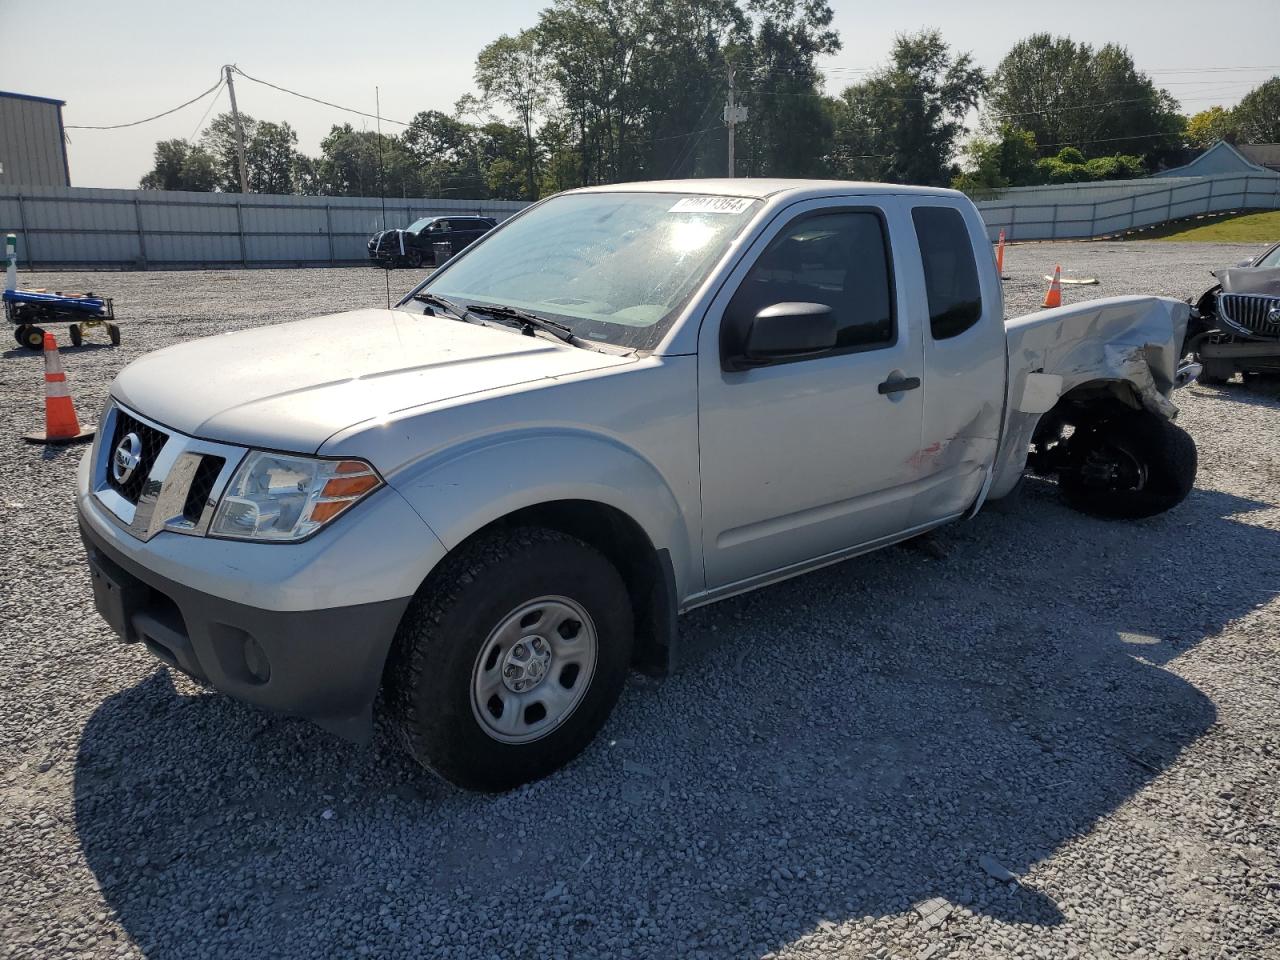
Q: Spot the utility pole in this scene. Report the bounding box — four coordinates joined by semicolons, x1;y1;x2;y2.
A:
224;64;250;195
723;68;747;178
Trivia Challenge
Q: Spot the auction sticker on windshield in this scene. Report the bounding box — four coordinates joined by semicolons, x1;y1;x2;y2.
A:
669;196;755;215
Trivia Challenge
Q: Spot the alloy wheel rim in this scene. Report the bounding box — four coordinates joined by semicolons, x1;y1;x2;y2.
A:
470;595;598;744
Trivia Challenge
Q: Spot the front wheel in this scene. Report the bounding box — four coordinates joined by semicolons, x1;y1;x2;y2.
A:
15;324;45;350
1058;412;1197;519
385;527;634;791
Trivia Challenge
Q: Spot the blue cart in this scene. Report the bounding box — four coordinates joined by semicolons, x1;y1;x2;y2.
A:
4;288;119;350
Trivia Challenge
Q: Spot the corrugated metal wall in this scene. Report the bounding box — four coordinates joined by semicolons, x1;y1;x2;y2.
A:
0;95;69;188
974;172;1280;241
0;185;530;268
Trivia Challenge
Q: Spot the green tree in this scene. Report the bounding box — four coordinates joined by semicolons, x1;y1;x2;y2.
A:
197;112;308;194
475;121;528;199
139;139;218;191
200;112;257;192
1185;106;1238;150
475;30;553;198
403;109;484;196
987;35;1184;167
314;124;421;198
830;30;985;186
244;120;301;194
734;0;840;178
952;125;1038;192
1234;76;1280;144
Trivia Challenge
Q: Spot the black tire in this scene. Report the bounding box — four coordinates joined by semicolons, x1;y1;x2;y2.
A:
1195;362;1230;385
108;324;121;346
407;250;424;269
17;324;45;350
385;526;634;791
69;324;82;347
1058;412;1197;519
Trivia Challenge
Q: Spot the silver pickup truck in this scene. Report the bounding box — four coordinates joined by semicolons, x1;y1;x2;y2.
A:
78;180;1199;790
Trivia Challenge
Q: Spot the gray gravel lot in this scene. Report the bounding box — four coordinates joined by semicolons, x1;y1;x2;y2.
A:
2;241;1279;959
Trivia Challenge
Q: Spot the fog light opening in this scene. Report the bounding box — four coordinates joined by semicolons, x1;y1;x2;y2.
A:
242;636;271;684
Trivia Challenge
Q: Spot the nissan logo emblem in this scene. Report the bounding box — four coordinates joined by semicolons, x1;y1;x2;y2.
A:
112;432;143;485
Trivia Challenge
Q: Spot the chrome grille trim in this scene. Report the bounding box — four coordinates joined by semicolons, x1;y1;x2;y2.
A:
1217;292;1280;339
91;401;248;541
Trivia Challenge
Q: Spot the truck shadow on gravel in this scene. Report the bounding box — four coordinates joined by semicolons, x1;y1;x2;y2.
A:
72;481;1279;958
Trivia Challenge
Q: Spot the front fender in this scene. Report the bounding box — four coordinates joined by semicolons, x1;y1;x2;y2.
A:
990;295;1191;499
388;428;699;598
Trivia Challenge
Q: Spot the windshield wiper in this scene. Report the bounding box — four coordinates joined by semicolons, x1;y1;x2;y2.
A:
466;303;578;344
410;292;473;323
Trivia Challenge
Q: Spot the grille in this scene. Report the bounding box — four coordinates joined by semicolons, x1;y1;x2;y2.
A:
182;455;226;524
1218;293;1280;339
106;410;168;504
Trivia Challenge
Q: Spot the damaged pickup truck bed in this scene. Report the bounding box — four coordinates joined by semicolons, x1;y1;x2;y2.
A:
78;180;1199;790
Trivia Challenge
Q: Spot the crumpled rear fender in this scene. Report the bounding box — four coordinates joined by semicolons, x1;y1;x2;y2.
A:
990;295;1190;499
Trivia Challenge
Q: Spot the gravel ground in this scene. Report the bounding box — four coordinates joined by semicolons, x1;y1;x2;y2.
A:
2;241;1279;959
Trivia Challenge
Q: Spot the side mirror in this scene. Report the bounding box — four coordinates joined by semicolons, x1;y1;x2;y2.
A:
1236;258;1255;268
724;302;837;371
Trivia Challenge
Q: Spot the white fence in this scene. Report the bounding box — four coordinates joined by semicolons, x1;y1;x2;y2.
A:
6;173;1280;268
0;185;531;269
974;172;1280;242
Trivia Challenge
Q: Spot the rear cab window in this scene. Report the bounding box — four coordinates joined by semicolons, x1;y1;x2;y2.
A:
911;206;983;340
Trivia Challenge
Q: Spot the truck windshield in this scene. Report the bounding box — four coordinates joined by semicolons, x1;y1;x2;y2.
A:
408;192;761;349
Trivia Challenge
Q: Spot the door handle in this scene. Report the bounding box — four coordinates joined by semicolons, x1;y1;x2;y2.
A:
878;376;921;395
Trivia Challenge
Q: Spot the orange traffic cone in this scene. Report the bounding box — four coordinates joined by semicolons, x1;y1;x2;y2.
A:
1041;264;1063;309
24;333;95;444
995;229;1006;279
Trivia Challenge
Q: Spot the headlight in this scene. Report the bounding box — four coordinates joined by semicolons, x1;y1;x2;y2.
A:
209;452;383;542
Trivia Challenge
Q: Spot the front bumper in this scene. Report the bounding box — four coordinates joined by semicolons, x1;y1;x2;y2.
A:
77;441;445;744
81;518;409;742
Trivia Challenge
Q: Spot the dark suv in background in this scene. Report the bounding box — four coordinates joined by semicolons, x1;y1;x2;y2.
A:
368;215;498;268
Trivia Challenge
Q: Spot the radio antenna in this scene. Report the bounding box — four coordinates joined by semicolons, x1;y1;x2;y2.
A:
376;85;390;310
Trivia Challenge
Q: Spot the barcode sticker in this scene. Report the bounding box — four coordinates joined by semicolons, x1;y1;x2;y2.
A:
668;196;754;215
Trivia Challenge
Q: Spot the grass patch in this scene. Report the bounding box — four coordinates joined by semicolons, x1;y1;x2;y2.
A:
1129;209;1280;243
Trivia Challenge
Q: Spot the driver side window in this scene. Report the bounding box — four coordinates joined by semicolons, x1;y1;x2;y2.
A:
726;210;896;357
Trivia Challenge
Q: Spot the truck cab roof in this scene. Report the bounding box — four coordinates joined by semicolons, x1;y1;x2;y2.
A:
568;178;969;203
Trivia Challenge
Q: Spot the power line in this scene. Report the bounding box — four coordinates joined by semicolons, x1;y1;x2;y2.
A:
665;91;724;178
187;79;225;142
65;77;223;130
232;66;412;127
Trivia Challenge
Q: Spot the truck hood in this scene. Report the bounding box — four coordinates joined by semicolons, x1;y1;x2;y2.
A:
111;307;634;452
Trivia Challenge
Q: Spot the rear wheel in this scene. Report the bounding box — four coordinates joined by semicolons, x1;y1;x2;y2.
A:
69;324;82;347
108;323;121;346
385;526;634;791
1058;411;1197;519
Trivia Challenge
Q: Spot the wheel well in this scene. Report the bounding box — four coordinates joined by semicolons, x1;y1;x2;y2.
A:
454;500;677;675
1030;380;1144;448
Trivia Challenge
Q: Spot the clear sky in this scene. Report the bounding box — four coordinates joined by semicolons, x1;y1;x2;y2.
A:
3;0;1277;189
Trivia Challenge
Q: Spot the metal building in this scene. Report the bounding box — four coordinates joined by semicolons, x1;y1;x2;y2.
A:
0;91;70;187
